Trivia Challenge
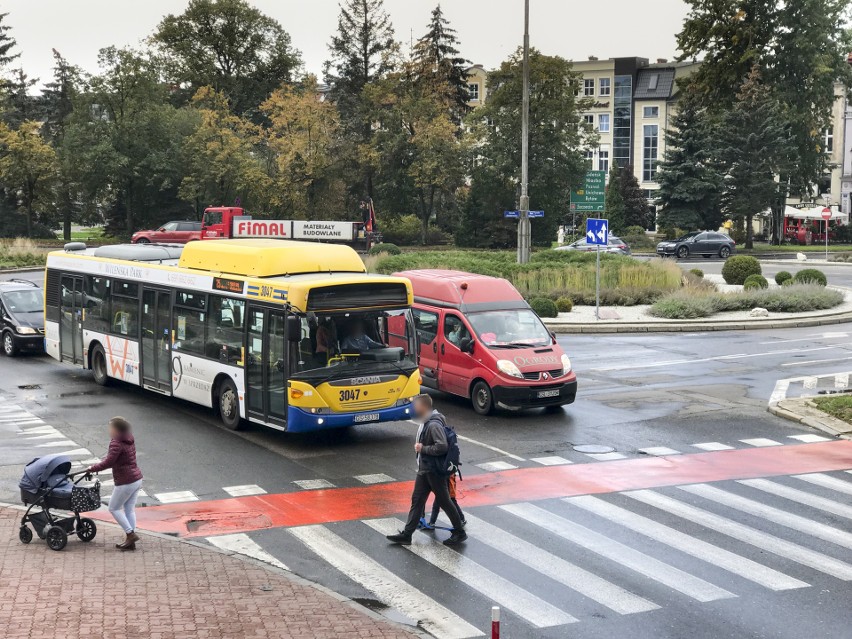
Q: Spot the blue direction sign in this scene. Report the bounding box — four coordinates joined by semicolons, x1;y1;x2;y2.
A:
586;218;609;245
504;210;544;218
528;210;544;218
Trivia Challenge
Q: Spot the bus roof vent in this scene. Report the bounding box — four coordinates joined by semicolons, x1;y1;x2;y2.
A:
178;239;367;277
93;244;184;261
64;242;87;252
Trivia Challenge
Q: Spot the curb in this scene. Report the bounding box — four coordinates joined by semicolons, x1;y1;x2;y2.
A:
0;266;45;274
0;502;430;638
767;397;852;439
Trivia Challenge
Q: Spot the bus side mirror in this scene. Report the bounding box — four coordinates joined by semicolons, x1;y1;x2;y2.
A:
287;318;301;342
459;337;473;354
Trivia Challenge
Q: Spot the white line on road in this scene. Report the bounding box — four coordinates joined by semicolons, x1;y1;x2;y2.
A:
692;442;735;451
501;502;734;602
476;461;518;472
207;533;289;571
788;434;832;443
680;484;852;550
290;524;483;639
222;484;267;497
781;356;852;368
292;479;335;490
795;473;852;496
566;495;807;591
530;456;572;466
638;447;681;456
759;333;848;345
456;434;526;462
591;347;835;373
353;473;396;485
365;517;577;628
463;513;659;615
739;478;852;520
740;438;782;447
625;489;852;580
154;490;198;504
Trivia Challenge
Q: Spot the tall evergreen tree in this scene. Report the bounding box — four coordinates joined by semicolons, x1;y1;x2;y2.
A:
604;165;625;233
619;166;654;230
3;67;37;127
656;92;723;231
412;5;470;120
0;12;19;70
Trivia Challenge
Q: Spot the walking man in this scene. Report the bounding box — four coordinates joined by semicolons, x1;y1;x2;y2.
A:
387;395;467;546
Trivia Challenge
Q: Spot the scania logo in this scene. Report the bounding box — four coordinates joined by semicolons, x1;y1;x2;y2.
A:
350;376;382;385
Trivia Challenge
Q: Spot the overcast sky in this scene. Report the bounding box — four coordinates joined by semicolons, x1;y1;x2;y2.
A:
6;0;690;88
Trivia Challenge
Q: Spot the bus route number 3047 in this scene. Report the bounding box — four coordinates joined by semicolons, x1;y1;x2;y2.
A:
339;389;361;402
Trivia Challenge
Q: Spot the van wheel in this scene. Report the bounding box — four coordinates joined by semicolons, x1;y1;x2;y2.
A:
471;381;494;415
3;332;18;357
217;379;244;431
91;344;109;386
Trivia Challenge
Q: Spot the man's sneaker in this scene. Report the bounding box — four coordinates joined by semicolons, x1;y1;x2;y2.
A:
386;532;413;545
443;530;468;546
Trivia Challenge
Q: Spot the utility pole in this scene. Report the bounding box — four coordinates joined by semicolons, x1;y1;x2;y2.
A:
517;0;531;264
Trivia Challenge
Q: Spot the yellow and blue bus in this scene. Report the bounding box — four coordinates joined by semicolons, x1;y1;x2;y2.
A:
44;239;422;432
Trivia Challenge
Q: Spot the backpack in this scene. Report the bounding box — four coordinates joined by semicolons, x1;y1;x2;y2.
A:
426;413;462;479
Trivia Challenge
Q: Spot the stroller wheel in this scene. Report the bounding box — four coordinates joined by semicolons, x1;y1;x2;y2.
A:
18;526;32;544
76;518;97;542
45;525;68;551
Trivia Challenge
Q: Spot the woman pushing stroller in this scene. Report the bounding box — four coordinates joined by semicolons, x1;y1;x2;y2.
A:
87;417;143;551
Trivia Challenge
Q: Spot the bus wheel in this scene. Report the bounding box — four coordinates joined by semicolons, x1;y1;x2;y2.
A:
217;379;244;431
91;345;109;385
471;381;494;416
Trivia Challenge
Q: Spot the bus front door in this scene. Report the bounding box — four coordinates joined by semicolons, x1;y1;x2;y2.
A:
141;289;172;393
59;275;83;365
246;307;288;426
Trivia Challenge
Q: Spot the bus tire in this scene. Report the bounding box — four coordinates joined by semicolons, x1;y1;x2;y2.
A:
91;344;109;386
471;380;494;415
216;378;244;431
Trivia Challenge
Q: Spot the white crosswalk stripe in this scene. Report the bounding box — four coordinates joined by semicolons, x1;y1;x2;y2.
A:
681;483;852;550
625;489;852;580
566;495;807;591
289;524;483;639
794;472;852;496
364;517;577;628
501;502;735;602
738;478;852;520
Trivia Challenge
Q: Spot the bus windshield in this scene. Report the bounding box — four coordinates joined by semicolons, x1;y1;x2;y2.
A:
467;309;552;348
290;308;417;379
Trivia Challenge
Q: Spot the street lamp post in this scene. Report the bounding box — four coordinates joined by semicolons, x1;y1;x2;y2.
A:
517;0;531;264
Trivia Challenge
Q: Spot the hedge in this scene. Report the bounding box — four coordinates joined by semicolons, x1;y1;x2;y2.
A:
721;255;762;285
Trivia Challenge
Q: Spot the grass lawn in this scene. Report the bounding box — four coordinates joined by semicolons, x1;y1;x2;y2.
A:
64;227;107;240
811;395;852;424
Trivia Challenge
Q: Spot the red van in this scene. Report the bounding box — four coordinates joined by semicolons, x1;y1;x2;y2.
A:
396;269;577;414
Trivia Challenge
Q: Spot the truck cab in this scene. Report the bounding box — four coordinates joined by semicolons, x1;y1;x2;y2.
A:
396;269;577;415
200;207;245;239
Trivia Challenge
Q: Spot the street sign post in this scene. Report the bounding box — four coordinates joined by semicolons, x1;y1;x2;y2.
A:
570;171;606;212
822;207;832;261
586;218;609;320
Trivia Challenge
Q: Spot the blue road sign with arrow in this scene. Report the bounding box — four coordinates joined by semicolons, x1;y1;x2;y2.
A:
586;218;608;245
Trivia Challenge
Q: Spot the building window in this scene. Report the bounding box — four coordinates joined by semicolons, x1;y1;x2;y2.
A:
643;124;659;182
613;75;633;168
583;114;595;126
598;148;610;173
584;150;594;169
468;83;480;101
599;78;611;96
825;126;834;153
598;113;610;133
648;74;659;91
584;79;595;96
643;106;659;118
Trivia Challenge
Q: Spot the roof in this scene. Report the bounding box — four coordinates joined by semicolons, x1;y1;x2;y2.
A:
395;269;527;311
633;68;676;100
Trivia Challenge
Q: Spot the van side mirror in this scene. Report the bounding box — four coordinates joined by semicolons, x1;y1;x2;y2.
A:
287;317;302;342
459;337;473;354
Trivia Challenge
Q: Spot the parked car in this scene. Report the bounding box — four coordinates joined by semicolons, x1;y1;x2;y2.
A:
656;232;735;259
556;235;631;255
0;280;44;356
131;221;202;244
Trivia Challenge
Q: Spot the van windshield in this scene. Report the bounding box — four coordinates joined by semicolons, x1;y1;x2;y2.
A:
467;309;551;348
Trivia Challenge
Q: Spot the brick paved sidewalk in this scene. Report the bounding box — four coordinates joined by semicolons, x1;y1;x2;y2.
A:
0;507;418;639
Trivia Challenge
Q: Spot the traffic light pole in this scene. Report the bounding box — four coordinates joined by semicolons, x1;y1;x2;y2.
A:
517;0;531;264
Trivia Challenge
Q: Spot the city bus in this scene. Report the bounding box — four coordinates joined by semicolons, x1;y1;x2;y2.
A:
43;239;422;432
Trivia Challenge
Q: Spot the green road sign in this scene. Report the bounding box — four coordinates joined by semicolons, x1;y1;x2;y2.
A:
570;170;606;212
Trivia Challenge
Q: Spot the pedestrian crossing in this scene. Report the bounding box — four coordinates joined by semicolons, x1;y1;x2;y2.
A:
223;469;852;638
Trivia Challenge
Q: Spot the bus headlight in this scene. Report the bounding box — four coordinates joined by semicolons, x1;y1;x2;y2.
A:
16;327;37;335
561;354;572;375
496;359;524;379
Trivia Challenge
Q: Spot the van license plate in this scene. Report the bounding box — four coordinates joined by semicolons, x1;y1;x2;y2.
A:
354;413;380;423
537;389;560;398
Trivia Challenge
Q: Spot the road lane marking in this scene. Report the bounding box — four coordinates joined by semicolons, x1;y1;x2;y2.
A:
788;434;831;443
290;524;483;639
760;333;848;345
781;356;852;367
591;346;834;372
207;532;288;571
638;447;680;456
586;452;627;461
365;517;577;628
680;484;852;550
501;502;734;602
530;456;572;466
462;513;658;615
456;434;526;462
692;442;734;451
739;478;852;520
625;489;852;580
476;461;518;472
222;484;267;497
567;495;807;591
740;438;782;447
354;473;396;484
293;479;335;490
795;473;852;496
35;439;77;447
154;490;198;504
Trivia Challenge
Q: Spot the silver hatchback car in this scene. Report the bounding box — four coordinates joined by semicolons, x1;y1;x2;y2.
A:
556;236;631;255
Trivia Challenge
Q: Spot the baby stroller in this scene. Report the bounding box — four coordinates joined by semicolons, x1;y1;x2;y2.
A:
18;453;101;551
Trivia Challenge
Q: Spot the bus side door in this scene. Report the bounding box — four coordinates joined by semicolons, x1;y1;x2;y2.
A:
245;306;288;426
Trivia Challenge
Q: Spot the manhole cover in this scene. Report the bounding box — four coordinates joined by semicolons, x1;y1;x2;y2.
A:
573;444;615;454
18;384;40;390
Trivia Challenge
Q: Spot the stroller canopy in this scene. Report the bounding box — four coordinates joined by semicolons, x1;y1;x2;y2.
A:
19;454;73;493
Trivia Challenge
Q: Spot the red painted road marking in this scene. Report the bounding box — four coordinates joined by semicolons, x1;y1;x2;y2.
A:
97;441;852;538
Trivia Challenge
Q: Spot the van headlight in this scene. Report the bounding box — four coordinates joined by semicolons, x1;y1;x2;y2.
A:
16;327;37;335
561;354;572;375
496;359;524;379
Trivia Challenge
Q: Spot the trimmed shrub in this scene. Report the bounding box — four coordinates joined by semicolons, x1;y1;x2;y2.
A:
774;271;793;285
649;291;716;319
794;268;827;286
743;274;769;290
368;242;401;256
689;268;704;278
530;297;559;318
721;255;762;285
782;278;795;287
555;297;573;313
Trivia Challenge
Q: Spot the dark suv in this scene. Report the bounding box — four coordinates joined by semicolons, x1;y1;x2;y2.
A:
656;232;735;259
0;280;44;356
